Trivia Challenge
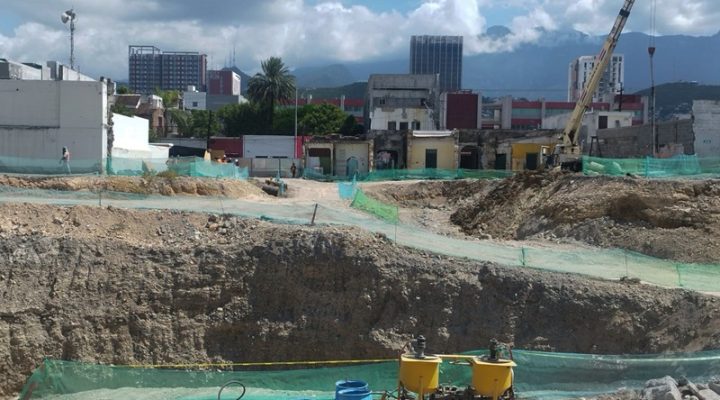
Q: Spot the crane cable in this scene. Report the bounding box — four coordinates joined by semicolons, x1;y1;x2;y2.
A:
648;0;657;155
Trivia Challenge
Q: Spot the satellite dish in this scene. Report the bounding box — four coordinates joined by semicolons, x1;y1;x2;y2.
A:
61;13;70;23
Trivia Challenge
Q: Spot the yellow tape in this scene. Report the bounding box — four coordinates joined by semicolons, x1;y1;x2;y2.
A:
127;358;397;369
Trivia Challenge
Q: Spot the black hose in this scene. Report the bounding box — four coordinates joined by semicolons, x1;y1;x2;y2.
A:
218;380;246;400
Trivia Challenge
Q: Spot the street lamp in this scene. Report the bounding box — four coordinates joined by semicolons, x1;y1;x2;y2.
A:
61;9;77;69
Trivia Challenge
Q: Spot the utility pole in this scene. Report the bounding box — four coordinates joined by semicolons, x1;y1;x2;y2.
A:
207;110;213;151
649;0;658;156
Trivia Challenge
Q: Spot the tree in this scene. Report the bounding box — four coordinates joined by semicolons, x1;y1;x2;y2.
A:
116;85;131;94
299;103;347;135
190;110;221;137
247;57;295;128
217;103;266;136
339;115;359;136
167;108;193;137
110;102;135;117
155;89;180;108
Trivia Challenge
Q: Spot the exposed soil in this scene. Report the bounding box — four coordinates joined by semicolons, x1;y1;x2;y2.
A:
0;175;266;198
366;173;720;264
1;203;720;396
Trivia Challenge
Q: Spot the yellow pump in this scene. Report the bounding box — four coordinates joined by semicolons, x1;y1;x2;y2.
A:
395;336;516;400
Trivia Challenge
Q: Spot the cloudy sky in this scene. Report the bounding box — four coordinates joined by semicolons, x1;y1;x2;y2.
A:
0;0;717;80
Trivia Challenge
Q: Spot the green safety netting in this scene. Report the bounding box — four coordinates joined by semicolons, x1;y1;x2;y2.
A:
350;188;399;223
307;168;513;182
337;176;358;200
0;156;249;179
583;155;720;178
19;350;720;399
108;157;249;180
0;184;719;292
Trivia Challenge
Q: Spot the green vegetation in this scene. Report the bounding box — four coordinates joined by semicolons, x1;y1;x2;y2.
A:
247;57;295;127
166;109;220;138
110;103;135;117
217;102;350;136
299;103;347;135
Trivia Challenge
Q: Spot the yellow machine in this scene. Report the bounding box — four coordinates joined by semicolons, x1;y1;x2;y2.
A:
395;336;516;400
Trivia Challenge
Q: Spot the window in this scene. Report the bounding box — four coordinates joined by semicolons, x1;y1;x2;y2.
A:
192;101;198;107
399;122;409;130
411;120;421;130
388;121;397;131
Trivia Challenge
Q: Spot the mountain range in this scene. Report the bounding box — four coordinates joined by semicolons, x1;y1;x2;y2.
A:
289;28;720;101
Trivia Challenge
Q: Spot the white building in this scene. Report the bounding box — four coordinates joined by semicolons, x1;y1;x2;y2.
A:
542;110;634;150
568;54;624;103
692;100;720;158
365;74;439;131
183;85;206;110
0;80;108;173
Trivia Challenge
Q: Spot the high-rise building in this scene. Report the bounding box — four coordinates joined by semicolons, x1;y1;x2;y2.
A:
128;45;207;94
568;54;624;103
410;35;463;92
208;70;241;96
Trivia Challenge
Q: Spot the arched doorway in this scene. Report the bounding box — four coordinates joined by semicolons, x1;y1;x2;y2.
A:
346;156;359;178
460;145;479;169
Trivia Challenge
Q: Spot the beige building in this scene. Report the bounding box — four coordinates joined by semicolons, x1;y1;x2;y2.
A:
304;136;373;177
406;130;458;170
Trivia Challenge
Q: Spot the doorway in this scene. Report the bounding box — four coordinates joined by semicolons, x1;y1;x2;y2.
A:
459;145;479;169
425;149;437;169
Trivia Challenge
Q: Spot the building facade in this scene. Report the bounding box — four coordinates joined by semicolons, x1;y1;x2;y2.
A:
0;80;108;173
410;35;463;93
568;54;624;103
129;45;207;94
365;74;440;132
208;70;241;96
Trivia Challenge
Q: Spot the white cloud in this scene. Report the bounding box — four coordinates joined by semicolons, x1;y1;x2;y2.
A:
0;0;717;81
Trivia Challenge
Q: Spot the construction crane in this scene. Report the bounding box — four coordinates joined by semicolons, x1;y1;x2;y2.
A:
554;0;636;171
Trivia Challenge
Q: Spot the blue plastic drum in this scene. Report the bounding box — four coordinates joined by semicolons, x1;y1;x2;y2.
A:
335;380;369;399
336;388;372;400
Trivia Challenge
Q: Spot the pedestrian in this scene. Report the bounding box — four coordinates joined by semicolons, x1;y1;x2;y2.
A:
290;162;297;178
60;146;71;174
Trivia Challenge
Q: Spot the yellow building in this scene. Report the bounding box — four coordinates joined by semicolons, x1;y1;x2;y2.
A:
509;142;556;171
407;130;458;170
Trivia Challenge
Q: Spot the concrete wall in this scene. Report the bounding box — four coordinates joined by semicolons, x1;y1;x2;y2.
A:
243;135;295;158
0;60;43;80
184;91;206;110
596;119;695;158
369;107;432;131
693;100;720;158
0;80;107;173
113;114;150;152
335;142;371;177
206;95;247;111
407;136;457;169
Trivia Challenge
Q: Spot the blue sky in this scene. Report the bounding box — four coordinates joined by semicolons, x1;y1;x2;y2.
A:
0;0;718;80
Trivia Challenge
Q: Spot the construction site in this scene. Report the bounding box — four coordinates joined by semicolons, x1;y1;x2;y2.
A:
0;169;719;400
2;0;720;399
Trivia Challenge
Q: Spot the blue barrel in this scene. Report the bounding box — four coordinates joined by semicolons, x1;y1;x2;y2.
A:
336;388;372;400
335;380;369;399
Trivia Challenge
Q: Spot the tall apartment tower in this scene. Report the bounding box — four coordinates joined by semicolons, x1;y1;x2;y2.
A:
410;35;463;93
128;45;207;94
568;54;624;103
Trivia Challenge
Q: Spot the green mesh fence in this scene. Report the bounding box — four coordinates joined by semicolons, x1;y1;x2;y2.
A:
306;168;512;182
108;157;249;180
0;184;719;292
350;188;399;223
19;350;720;399
583;155;720;178
0;156;249;179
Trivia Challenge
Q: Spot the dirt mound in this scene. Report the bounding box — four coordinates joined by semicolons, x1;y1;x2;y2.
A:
1;203;720;395
448;172;720;263
0;175;266;198
363;179;490;210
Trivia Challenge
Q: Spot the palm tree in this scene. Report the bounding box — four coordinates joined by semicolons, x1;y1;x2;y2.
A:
247;57;295;128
